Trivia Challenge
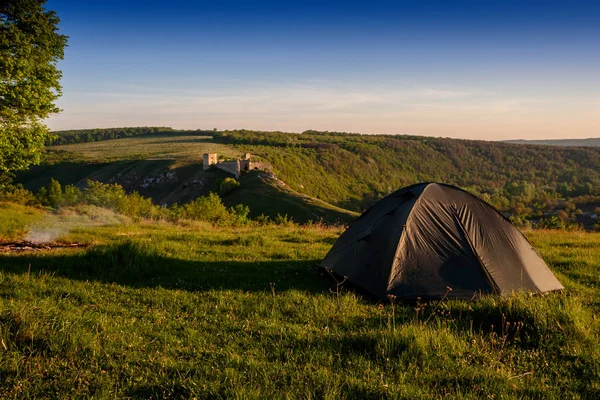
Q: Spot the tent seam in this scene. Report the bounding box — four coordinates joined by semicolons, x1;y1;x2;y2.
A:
452;207;500;295
385;185;429;292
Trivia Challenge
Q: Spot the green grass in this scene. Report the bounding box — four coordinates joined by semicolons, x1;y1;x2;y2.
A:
0;203;45;241
49;134;239;164
1;206;599;398
223;171;359;223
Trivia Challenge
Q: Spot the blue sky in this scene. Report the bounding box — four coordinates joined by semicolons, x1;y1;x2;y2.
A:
46;0;600;139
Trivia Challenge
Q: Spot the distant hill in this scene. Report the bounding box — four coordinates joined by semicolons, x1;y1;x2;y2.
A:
503;138;600;147
49;127;176;145
212;129;600;215
20;127;600;222
18;133;357;223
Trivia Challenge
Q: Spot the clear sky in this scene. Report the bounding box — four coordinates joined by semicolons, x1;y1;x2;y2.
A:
45;0;600;140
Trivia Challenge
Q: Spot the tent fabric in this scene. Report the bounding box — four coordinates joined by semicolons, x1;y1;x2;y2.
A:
321;183;564;300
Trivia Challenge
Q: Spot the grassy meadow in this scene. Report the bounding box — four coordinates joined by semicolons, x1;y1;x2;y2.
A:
0;203;599;398
50;134;239;164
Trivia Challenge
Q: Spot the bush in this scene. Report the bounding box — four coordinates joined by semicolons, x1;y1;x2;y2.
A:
557;209;569;221
117;191;160;220
0;184;38;206
36;178;76;208
219;177;240;196
62;185;82;206
83;180;126;209
5;177;257;226
274;213;294;226
47;178;63;208
509;215;532;230
229;203;250;225
180;193;232;224
255;214;272;226
538;216;580;231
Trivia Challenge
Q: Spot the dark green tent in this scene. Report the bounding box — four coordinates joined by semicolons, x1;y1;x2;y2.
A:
321;183;563;300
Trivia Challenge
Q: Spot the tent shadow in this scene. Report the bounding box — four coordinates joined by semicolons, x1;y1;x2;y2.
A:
0;243;330;294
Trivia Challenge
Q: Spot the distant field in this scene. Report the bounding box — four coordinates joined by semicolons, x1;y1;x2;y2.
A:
504;138;600;147
0;204;598;398
49;134;239;164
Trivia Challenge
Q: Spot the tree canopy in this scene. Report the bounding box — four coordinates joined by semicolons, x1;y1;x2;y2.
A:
211;129;600;215
0;0;67;173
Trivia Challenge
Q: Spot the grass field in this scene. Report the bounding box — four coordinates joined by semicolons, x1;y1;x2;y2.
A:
0;203;46;241
1;204;599;398
49;134;240;164
18;134;241;194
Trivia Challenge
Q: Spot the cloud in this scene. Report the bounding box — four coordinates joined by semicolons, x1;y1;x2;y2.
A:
46;80;600;140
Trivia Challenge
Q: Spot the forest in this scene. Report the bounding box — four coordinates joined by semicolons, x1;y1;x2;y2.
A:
50;127;179;145
211;129;600;217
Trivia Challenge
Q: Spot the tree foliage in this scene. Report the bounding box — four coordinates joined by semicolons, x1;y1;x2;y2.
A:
0;0;67;173
219;177;240;196
50;127;178;145
212;129;600;215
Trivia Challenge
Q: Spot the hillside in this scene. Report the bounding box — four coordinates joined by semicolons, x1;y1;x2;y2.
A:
18;133;357;223
21;127;600;224
212;130;600;215
504;138;600;147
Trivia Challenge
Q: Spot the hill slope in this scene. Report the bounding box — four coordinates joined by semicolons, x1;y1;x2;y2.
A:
18;134;357;223
504;138;600;147
212;130;600;214
21;127;600;222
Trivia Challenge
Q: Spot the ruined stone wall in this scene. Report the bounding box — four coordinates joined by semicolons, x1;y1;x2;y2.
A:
215;160;241;178
203;152;270;178
247;161;272;171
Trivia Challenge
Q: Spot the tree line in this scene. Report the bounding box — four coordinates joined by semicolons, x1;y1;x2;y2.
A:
211;129;600;219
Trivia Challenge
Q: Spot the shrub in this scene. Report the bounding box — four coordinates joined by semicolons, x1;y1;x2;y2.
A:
538;216;580;231
229;203;250;225
117;191;160;220
509;215;531;230
255;214;272;226
36;178;75;208
180;193;231;224
47;178;63;208
83;180;126;209
274;213;294;226
219;177;240;196
557;209;569;221
0;184;38;206
62;185;82;206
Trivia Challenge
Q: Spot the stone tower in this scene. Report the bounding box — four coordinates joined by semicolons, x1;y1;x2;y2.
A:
203;153;218;170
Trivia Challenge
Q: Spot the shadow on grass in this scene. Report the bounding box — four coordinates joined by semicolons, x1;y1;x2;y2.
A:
18;160;175;192
0;241;330;294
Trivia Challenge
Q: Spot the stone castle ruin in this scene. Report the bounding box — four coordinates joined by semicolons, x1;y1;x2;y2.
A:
203;153;271;178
